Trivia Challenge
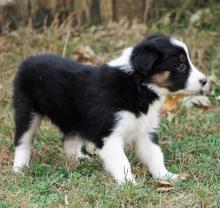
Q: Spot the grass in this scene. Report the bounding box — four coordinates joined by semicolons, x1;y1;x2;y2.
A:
0;15;220;207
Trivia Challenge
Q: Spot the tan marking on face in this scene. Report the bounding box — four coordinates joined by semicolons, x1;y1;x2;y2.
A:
151;71;171;88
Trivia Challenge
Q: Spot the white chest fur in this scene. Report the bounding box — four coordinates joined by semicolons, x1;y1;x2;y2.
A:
113;96;165;144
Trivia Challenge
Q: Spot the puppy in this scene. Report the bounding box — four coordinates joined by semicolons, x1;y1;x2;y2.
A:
12;34;207;184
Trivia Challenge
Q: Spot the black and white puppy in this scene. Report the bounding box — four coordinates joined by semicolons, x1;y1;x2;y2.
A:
12;34;207;184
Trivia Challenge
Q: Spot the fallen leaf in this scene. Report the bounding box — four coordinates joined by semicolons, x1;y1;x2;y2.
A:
161;94;184;119
73;45;96;64
202;75;219;96
156;180;174;188
156;180;174;192
190;8;212;27
181;95;211;108
146;172;190;191
163;94;183;112
177;173;190;181
157;186;174;192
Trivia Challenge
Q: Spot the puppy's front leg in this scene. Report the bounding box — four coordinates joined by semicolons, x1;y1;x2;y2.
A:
98;136;136;185
135;133;177;180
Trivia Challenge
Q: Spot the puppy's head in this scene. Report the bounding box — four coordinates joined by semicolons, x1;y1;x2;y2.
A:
131;34;207;94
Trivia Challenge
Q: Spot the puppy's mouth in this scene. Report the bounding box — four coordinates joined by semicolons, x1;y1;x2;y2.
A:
177;88;203;95
150;84;205;95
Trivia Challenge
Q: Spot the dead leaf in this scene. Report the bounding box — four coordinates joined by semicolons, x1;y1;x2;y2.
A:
156;180;174;188
202;75;219;96
143;172;189;191
190;8;212;27
163;94;183;112
156;180;174;192
177;173;190;181
157;187;174;192
73;45;96;64
181;95;211;108
161;94;183;119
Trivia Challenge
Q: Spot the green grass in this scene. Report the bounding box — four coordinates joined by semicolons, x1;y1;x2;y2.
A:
0;110;219;207
0;17;220;207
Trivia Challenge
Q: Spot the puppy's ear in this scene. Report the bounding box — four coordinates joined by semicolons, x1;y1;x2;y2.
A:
131;43;162;76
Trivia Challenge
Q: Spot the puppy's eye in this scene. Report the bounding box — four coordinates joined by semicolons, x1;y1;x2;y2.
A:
177;63;187;72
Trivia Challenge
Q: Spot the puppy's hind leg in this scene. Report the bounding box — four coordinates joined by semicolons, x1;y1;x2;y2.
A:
63;135;90;160
13;110;42;172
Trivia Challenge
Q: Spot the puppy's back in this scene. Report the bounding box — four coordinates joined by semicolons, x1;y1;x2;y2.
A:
13;55;99;115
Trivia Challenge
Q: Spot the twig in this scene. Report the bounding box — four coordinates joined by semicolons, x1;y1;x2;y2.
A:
62;30;70;57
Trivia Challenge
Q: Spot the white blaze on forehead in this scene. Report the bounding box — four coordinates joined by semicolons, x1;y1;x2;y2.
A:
170;37;206;92
108;47;134;73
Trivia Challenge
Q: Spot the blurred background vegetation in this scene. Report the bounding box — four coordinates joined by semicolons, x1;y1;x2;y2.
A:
0;0;220;31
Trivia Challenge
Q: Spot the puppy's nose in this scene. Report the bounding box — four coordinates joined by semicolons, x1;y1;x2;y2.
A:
199;78;207;86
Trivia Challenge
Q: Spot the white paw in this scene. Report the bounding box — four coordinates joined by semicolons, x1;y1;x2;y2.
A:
77;153;91;160
157;172;178;181
12;164;29;173
13;147;31;173
85;143;97;155
13;166;22;173
116;174;136;185
166;172;178;180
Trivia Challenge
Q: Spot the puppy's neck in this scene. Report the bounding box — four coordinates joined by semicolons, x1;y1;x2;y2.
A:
108;48;169;98
108;47;134;73
143;83;169;97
